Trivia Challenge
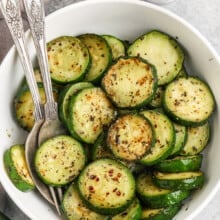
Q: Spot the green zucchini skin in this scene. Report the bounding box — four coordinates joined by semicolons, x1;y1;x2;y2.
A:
154;155;203;173
153;171;205;190
180;122;210;156
61;183;108;220
111;198;142;220
92;132;114;161
67;87;116;144
102;35;126;61
35;135;86;186
107;114;154;161
176;66;188;79
102;56;157;109
140;110;175;166
163;76;215;126
92;132;145;175
148;86;165;108
127;30;184;85
47;36;91;84
58;82;93;128
136;173;190;208
141;205;181;220
78;33;112;83
3;145;35;192
77;158;136;215
14;83;59;131
169;123;187;157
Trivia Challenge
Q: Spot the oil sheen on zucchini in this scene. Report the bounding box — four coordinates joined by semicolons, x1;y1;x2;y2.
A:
153;171;205;190
78;33;112;82
67;87;116;144
102;35;126;60
4;145;35;192
14;83;58;131
107;114;154;161
77;158;136;215
169;122;187;156
58;82;93;128
102;57;157;108
163;76;215;126
111;198;142;220
136;172;190;208
140;110;175;165
47;36;90;84
127;30;184;85
155;155;203;173
180;122;210;156
93;132;145;174
35;135;86;186
141;205;181;220
62;184;108;220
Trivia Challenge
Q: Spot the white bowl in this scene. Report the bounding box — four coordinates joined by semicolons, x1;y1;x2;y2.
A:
0;0;219;219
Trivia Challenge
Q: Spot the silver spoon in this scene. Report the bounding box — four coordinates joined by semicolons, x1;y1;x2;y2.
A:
23;0;66;215
0;0;54;206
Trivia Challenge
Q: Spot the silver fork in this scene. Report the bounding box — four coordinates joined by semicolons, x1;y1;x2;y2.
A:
23;0;66;215
0;0;55;205
0;0;64;216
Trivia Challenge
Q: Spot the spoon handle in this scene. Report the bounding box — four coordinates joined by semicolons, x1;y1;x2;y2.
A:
0;0;43;120
23;0;57;119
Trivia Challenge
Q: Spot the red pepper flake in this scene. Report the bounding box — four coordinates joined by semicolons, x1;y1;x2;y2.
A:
88;186;95;193
108;169;114;177
116;191;121;196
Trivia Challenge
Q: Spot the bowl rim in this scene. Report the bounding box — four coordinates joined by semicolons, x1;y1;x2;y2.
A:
0;0;220;219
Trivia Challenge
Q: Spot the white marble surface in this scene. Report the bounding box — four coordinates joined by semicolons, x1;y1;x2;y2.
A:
0;0;219;219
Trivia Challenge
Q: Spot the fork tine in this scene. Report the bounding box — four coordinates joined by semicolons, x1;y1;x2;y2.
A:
57;187;63;202
49;186;62;215
22;0;65;215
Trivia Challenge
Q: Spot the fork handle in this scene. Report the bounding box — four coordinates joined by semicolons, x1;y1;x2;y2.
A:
0;0;43;120
23;0;57;119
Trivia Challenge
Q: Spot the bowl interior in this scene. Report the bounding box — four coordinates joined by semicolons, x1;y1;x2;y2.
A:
0;0;219;219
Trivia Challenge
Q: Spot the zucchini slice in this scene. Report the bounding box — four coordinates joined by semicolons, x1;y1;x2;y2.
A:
111;198;142;220
154;155;203;173
163;76;215;126
136;173;190;208
180;122;210;156
35;135;86;186
4;145;35;192
141;205;181;220
47;36;90;84
148;86;165;108
78;33;112;82
127;30;184;85
107;114;154;161
176;66;188;78
102;56;157;108
140;110;175;165
169;122;187;156
62;183;108;220
92;132;114;160
93;133;145;174
153;171;205;190
58;82;93;127
67;87;116;144
14;83;58;131
77;158;136;215
102;35;126;60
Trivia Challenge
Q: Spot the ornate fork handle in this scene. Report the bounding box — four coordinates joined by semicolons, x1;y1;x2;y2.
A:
0;0;43;120
23;0;57;120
